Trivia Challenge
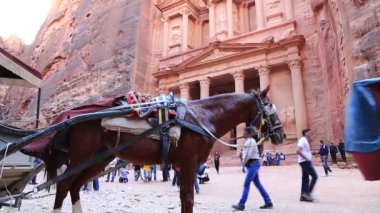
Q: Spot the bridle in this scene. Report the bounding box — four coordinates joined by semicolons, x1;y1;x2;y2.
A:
179;91;284;148
250;91;284;143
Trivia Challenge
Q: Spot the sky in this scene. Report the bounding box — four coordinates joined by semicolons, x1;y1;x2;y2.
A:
0;0;52;45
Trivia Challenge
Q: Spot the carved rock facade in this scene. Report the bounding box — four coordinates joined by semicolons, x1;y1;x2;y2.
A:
0;0;379;154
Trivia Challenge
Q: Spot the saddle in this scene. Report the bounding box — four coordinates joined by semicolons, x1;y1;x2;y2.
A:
100;91;182;141
100;117;181;141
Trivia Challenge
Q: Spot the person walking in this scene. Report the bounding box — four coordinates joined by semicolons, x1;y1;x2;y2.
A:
319;140;332;176
172;165;180;187
134;164;144;181
106;158;117;182
297;129;318;202
213;151;220;174
83;178;99;191
151;164;157;181
338;139;347;162
31;157;41;185
329;142;338;164
232;126;273;211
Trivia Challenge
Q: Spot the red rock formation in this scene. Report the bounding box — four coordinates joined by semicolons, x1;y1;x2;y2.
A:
1;0;156;127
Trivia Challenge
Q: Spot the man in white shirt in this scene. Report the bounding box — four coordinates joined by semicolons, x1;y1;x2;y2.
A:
297;129;318;202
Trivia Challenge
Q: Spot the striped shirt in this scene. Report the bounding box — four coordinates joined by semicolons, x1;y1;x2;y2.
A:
242;137;260;164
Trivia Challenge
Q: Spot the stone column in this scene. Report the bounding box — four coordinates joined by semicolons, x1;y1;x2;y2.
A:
244;4;250;32
226;0;234;38
284;0;294;20
257;65;275;151
162;17;169;57
239;4;246;34
233;70;245;93
255;0;264;30
180;82;190;100
288;59;307;138
208;3;216;40
181;10;189;52
200;78;211;99
257;65;270;91
233;71;245;149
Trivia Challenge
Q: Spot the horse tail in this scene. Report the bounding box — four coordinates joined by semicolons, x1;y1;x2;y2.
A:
21;137;69;191
45;149;69;191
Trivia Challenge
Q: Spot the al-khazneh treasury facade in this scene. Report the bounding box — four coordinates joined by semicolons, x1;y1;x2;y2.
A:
149;0;316;151
146;0;350;151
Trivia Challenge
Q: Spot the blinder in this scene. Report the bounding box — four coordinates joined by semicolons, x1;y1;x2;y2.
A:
250;92;284;142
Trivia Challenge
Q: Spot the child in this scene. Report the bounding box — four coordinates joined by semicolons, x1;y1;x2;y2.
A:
143;165;152;182
119;167;129;183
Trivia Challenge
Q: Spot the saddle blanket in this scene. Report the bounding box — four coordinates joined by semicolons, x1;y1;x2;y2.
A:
101;117;181;141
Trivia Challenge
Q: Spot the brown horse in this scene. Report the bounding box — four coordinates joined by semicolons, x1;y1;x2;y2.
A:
34;86;285;213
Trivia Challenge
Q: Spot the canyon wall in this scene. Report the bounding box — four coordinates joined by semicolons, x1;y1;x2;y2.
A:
0;0;156;126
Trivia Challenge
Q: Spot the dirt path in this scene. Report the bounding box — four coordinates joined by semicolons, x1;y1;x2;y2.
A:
11;165;380;212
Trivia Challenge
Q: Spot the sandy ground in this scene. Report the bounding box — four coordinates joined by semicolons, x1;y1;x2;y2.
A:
3;164;380;213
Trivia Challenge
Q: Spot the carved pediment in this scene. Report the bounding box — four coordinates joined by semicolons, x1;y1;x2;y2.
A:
156;0;201;11
175;42;270;70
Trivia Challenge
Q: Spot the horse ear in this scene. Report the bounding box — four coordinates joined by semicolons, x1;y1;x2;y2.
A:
260;85;270;98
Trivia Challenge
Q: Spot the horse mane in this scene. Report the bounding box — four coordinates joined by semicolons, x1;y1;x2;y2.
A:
189;93;247;109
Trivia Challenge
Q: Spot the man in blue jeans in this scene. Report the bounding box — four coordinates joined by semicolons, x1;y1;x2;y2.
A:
319;140;332;176
232;127;273;211
297;129;318;202
83;178;99;191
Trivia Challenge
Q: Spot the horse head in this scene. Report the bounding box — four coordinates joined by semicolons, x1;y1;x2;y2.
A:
250;86;286;145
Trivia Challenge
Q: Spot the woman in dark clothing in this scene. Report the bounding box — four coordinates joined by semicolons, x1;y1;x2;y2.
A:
329;143;338;164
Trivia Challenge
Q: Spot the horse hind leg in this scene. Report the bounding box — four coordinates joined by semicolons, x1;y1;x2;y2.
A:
69;157;113;213
53;174;80;212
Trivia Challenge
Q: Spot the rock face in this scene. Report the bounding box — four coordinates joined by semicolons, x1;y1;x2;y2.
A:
303;0;380;148
1;0;154;126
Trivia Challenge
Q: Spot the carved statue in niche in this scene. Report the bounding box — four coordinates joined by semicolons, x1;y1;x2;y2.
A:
170;26;181;45
266;0;281;9
265;0;283;25
217;13;226;31
233;7;238;33
279;105;295;129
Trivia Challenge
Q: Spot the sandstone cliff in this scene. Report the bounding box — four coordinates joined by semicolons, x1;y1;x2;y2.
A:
1;0;156;126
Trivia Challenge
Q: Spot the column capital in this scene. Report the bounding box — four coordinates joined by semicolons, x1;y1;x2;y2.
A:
199;78;211;87
256;65;270;76
232;71;245;81
288;59;302;70
161;16;169;22
181;9;191;16
159;86;169;95
179;82;190;90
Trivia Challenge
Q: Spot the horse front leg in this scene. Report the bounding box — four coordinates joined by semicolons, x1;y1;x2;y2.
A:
179;163;197;213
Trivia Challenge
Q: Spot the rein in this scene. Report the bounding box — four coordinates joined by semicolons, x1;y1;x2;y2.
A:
175;92;270;149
